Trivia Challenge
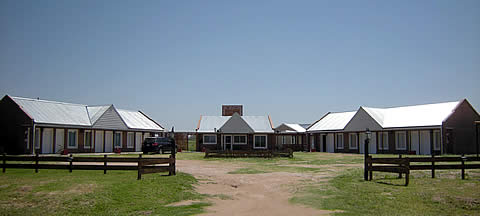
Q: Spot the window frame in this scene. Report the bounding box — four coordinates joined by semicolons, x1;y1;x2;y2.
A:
203;134;217;145
35;128;41;149
379;132;389;150
292;136;296;144
395;131;407;150
67;129;78;149
254;135;268;149
233;135;247;145
114;132;122;148
336;133;344;149
127;132;135;148
349;133;358;149
433;130;441;151
84;130;93;149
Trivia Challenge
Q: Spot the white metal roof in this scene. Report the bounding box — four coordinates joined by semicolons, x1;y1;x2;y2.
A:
275;123;306;133
12;96;92;126
117;109;164;130
363;101;461;128
197;115;273;133
307;111;357;132
9;96;163;131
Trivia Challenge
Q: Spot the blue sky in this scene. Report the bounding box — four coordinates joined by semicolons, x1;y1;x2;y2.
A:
1;0;479;130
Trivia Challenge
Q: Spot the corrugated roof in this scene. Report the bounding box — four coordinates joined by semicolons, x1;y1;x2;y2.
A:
196;116;230;133
275;123;307;133
9;96;163;131
307;111;356;132
117;109;164;130
197;115;273;133
363;101;460;128
12;96;92;126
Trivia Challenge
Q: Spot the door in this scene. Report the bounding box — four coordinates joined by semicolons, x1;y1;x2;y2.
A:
410;131;419;155
55;129;64;153
224;135;232;150
359;133;365;154
95;131;104;153
420;131;431;155
326;134;334;153
310;136;315;150
42;128;54;154
322;135;327;152
135;132;142;152
369;132;377;154
105;131;113;152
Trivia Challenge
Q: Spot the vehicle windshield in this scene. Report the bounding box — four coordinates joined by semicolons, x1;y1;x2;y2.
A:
144;137;170;144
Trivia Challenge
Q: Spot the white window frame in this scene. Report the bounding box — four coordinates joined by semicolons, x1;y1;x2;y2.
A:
379;132;389;150
254;135;268;149
336;134;344;149
292;136;296;144
203;134;217;145
67;129;78;149
233;135;247;145
114;132;122;148
349;133;358;149
395;131;407;150
282;136;286;144
84;130;92;149
433;130;441;150
127;132;135;148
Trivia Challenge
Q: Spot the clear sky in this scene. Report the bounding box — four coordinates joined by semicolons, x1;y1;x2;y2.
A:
1;0;479;131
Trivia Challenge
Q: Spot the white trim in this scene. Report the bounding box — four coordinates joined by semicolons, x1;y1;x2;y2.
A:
395;131;407;150
84;130;93;148
336;133;344;149
127;132;135;148
203;134;217;145
349;133;358;149
67;129;78;149
233;135;247;145
114;131;122;148
254;135;268;149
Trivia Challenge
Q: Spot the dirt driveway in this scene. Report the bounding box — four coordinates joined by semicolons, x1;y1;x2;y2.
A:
176;159;359;216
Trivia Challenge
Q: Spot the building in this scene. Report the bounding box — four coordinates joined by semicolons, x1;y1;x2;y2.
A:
307;99;480;155
0;95;164;154
273;123;309;151
195;113;275;151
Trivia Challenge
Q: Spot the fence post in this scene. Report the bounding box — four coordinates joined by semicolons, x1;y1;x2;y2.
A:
35;153;39;173
137;154;142;180
364;138;369;181
405;160;410;186
461;154;466;180
69;154;73;173
368;157;373;181
398;155;402;179
2;153;6;173
431;154;435;178
104;155;107;174
169;148;176;176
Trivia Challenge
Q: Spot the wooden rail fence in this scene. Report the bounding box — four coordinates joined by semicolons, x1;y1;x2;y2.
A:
205;149;293;158
366;155;480;186
1;153;176;180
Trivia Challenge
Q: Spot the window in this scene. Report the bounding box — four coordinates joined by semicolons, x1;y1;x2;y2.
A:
292;136;296;144
336;134;344;149
433;131;441;150
25;128;30;150
349;133;358;149
127;132;135;148
84;130;92;148
68;130;78;149
144;133;150;140
114;132;122;148
35;128;41;149
395;131;406;150
379;132;389;150
254;135;267;149
203;135;217;144
233;135;246;144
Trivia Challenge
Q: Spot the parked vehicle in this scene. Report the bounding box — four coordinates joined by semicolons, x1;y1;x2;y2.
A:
142;137;176;154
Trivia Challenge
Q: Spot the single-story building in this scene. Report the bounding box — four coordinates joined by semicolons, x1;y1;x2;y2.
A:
273;123;309;151
0;95;164;154
195;112;275;151
307;99;480;155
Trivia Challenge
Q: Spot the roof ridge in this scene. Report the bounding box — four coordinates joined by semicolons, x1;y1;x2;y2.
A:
364;100;461;110
11;96;87;106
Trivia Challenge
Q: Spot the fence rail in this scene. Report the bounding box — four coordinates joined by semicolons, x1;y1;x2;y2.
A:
205;149;293;158
1;154;176;180
366;155;480;186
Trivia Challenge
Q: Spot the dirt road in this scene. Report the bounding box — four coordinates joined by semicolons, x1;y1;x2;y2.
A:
176;160;352;216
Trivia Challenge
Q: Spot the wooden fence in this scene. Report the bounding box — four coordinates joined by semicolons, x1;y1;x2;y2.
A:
205;149;293;158
1;154;176;180
366;155;480;186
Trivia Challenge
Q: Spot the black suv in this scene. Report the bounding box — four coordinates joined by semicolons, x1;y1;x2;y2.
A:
142;137;176;154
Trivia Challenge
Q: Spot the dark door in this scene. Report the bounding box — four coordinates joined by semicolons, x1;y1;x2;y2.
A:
322;135;327;152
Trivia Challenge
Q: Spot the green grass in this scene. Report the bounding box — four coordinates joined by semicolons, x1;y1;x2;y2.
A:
0;170;209;216
227;168;268;174
291;168;480;216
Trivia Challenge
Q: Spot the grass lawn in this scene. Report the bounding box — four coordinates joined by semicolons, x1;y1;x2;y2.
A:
0;169;208;216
